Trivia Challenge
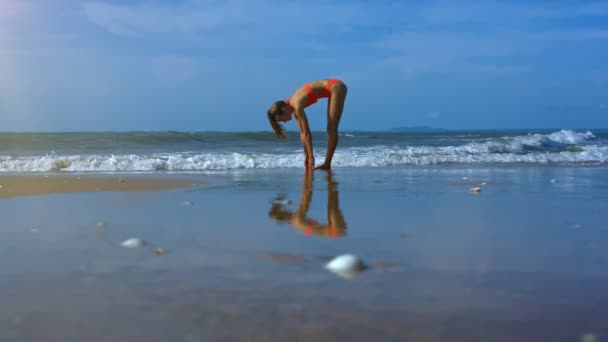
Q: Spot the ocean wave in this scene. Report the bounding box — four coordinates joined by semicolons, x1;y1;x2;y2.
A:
478;130;596;154
0;130;604;172
1;146;606;172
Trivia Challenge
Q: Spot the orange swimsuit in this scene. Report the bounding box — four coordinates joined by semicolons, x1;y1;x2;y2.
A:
286;79;341;108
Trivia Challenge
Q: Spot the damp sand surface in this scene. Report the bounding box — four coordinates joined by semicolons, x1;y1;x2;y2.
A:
0;175;201;199
1;167;608;341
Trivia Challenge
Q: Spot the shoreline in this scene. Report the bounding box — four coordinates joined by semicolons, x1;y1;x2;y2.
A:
0;175;201;199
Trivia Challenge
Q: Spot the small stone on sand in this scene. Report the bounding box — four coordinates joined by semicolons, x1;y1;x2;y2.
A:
154;248;166;256
120;238;147;248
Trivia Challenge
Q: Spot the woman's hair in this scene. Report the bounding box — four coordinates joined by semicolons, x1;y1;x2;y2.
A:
266;101;287;139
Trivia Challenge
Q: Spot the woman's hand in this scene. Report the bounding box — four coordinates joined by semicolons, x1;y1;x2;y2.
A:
305;155;315;168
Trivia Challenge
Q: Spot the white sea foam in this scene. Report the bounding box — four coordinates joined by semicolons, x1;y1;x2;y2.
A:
0;130;604;172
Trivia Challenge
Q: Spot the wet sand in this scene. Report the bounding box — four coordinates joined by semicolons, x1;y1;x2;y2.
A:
1;167;607;341
0;175;201;199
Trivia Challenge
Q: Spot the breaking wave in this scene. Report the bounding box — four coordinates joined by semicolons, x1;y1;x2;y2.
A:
0;130;604;172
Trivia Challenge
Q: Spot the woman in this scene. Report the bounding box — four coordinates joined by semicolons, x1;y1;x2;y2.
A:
266;78;347;170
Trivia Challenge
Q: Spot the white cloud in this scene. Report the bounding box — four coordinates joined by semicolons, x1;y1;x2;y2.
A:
81;1;236;39
370;1;608;81
81;0;365;42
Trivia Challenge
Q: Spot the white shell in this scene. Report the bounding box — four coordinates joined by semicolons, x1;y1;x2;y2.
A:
582;333;598;342
325;254;366;279
469;187;481;193
462;177;469;180
272;199;292;206
120;238;147;248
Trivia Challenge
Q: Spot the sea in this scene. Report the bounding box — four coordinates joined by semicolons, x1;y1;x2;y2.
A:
0;129;606;173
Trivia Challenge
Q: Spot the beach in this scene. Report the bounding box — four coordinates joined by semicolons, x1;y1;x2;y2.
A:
1;165;607;341
5;0;608;340
0;175;200;199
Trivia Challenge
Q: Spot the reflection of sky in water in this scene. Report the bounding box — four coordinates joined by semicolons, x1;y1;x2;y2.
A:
0;167;607;341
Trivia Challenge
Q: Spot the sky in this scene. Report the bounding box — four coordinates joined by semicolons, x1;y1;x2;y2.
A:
1;0;607;132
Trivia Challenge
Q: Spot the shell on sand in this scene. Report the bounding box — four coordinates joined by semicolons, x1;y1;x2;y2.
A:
469;187;481;193
271;198;292;206
120;238;147;248
325;254;366;279
154;247;166;256
581;333;598;342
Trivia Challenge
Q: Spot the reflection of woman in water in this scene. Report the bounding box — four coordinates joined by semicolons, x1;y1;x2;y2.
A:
269;171;347;238
266;79;348;170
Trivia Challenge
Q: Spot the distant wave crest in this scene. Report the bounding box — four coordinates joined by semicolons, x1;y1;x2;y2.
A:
0;130;605;172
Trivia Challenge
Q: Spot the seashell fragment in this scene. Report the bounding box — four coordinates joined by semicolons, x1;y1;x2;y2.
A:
154;248;166;256
469;187;481;193
120;238;147;248
325;254;367;279
271;198;292;206
581;333;598;342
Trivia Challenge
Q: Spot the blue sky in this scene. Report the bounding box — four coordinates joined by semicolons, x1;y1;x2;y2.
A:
1;0;607;131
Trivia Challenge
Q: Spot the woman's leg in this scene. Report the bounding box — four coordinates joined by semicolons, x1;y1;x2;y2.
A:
326;172;346;234
322;83;347;168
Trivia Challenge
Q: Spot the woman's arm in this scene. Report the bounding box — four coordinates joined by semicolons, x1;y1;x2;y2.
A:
294;170;313;220
294;107;315;168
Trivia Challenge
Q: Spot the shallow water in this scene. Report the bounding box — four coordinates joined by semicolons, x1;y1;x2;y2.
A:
1;166;607;341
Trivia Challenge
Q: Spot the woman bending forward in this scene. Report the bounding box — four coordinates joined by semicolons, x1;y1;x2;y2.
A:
266;79;347;170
